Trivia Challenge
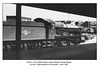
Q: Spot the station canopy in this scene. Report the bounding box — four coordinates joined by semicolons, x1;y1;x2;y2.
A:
19;3;96;18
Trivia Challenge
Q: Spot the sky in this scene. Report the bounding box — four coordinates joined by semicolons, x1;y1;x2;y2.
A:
3;4;96;21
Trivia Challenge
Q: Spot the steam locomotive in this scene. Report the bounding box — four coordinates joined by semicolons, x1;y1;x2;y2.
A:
3;16;85;51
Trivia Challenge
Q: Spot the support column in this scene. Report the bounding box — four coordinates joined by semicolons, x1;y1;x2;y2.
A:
15;4;21;59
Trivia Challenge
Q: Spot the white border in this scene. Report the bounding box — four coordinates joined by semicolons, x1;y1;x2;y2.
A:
0;0;100;69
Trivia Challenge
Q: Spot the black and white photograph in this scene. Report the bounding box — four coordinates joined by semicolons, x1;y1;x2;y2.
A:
2;3;97;60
